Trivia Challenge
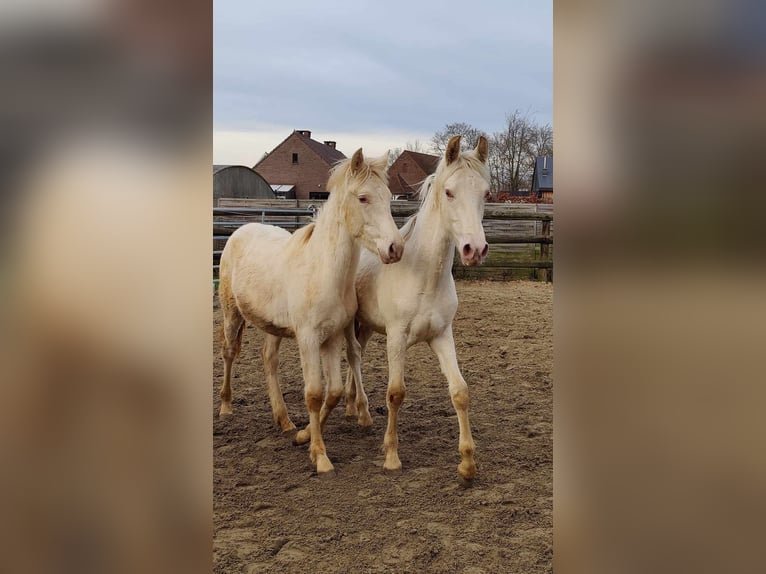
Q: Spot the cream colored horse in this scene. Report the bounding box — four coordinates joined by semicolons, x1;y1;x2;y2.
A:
217;149;404;476
343;135;491;483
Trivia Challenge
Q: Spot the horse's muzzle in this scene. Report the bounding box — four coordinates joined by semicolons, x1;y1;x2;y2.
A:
460;241;488;266
379;239;404;264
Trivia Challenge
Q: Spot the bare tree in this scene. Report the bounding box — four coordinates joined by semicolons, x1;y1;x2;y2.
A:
388;147;403;166
529;123;553;158
430;122;487;155
488;111;530;192
424;112;552;194
405;139;427;153
487;110;552;193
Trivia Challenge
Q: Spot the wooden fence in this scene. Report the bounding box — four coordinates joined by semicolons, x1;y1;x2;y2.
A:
214;199;552;281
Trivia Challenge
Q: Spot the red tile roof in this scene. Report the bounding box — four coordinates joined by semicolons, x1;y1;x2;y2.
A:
388;150;440;197
401;150;440;174
293;131;346;165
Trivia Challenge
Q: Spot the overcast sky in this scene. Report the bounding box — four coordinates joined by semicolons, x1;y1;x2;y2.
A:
214;0;552;164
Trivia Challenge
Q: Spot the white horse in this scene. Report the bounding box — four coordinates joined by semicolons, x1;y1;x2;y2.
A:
343;135;491;483
217;149;404;476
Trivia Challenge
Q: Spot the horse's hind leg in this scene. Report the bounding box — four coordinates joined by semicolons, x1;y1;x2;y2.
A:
262;334;295;432
219;303;245;417
344;321;373;426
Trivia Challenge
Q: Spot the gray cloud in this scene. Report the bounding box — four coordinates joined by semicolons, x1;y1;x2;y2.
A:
214;0;552;136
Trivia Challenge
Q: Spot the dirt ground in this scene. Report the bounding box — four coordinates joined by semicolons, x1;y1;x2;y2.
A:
213;281;553;573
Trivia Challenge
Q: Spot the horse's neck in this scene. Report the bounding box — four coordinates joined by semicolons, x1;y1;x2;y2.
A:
409;194;455;291
308;196;359;292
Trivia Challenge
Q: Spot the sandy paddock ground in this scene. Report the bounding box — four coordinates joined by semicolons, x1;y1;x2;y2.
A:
213;280;552;573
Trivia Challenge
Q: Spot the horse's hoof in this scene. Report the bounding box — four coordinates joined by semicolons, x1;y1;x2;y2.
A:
458;475;475;488
315;455;334;476
458;462;477;485
317;468;336;479
219;404;233;417
280;421;297;433
282;428;298;443
293;429;311;446
383;457;402;474
357;413;373;427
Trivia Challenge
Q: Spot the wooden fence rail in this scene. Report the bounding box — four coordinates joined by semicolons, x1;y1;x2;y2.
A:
213;201;552;281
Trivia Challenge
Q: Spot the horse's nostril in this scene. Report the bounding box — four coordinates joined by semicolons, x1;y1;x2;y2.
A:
462;244;471;257
388;243;396;256
481;243;489;257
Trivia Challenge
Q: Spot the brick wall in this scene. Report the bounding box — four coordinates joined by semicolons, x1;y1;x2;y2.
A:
254;133;335;200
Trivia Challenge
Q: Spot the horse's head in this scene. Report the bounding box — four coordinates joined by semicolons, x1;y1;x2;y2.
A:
329;148;404;264
432;135;491;266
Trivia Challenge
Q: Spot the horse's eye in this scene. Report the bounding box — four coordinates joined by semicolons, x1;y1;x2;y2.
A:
359;196;368;204
445;189;454;200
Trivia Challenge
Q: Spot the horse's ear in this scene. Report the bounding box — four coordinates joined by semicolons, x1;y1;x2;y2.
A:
446;135;461;165
350;148;364;174
373;150;390;171
476;135;489;163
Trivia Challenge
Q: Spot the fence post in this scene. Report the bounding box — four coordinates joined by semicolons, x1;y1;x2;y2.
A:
540;218;551;282
541;219;551;259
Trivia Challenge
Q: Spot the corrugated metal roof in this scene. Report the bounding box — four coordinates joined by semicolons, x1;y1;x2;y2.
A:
532;156;553;191
270;184;296;192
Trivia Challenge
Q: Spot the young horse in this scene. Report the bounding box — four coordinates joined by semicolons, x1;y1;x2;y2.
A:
217;149;404;475
343;135;491;483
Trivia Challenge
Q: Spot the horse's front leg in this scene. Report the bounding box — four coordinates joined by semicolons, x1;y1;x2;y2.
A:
344;321;373;426
318;333;345;428
295;334;334;475
294;333;344;442
429;326;477;483
383;332;408;472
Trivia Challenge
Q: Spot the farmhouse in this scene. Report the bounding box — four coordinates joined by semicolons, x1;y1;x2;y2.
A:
531;155;553;202
387;150;440;200
254;129;346;200
213;165;275;206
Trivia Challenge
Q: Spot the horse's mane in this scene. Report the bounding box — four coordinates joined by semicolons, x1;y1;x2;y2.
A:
397;149;489;241
326;155;389;195
302;154;389;231
293;221;315;245
415;174;436;205
416;148;490;205
399;213;417;241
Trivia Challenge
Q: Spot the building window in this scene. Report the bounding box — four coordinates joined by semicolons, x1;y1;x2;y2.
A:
309;192;330;200
292;153;298;164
